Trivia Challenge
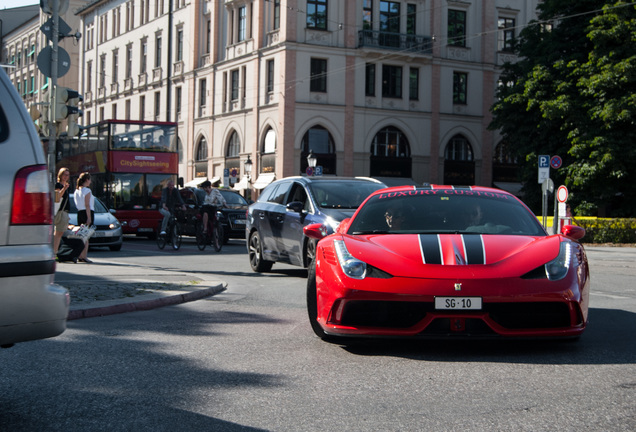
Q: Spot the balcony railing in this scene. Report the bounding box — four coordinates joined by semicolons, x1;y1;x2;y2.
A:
358;30;433;54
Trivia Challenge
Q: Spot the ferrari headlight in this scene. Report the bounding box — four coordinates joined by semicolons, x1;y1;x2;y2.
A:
334;239;367;279
545;242;571;281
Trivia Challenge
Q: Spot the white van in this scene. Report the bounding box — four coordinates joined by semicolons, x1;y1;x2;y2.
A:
0;68;69;348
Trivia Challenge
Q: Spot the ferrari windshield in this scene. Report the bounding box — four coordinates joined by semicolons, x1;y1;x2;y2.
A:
348;188;546;236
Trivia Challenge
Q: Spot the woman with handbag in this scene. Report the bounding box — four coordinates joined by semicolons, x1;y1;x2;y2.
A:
74;172;95;263
53;167;71;255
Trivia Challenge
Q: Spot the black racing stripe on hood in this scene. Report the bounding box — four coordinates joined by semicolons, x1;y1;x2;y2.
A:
463;234;485;264
419;234;442;264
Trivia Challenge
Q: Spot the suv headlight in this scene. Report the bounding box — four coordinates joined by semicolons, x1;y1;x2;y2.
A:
545;242;572;281
334;239;367;279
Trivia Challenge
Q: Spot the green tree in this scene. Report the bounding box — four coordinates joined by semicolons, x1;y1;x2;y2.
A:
490;0;636;216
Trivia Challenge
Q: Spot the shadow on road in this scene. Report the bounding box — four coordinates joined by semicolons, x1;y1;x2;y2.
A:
340;308;636;365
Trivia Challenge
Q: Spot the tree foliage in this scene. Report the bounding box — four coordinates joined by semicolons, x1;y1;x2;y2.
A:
490;0;636;216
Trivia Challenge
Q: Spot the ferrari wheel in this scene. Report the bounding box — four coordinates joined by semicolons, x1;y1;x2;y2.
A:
248;231;273;272
307;262;328;339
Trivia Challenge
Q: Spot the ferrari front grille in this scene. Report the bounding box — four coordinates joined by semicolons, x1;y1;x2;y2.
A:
487;302;571;329
338;301;428;328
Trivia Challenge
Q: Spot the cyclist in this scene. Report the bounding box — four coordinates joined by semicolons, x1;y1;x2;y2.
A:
200;180;227;234
159;180;186;236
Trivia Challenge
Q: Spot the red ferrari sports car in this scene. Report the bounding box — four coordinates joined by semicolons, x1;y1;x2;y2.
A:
304;185;589;341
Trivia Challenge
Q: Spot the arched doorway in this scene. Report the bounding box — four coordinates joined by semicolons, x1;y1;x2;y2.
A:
300;125;336;175
443;134;474;185
369;126;412;178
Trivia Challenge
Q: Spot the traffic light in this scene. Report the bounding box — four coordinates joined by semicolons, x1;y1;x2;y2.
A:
53;85;83;137
53;85;82;121
29;103;50;137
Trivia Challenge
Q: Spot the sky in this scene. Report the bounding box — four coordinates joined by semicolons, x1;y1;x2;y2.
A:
0;1;39;9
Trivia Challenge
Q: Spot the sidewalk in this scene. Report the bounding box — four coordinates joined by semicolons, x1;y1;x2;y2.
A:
54;258;226;320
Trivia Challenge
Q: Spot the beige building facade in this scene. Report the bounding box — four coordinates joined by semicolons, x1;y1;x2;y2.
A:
5;0;539;193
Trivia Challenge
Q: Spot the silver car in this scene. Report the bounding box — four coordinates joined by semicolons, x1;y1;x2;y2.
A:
65;197;124;251
0;68;69;348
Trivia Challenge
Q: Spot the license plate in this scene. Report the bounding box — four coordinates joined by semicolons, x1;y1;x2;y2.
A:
234;219;246;224
434;297;482;310
93;231;104;237
138;227;154;232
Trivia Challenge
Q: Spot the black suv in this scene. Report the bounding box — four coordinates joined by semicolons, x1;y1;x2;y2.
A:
182;187;248;243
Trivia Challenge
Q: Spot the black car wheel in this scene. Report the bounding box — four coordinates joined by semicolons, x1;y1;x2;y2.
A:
248;231;273;272
304;238;316;268
307;262;329;339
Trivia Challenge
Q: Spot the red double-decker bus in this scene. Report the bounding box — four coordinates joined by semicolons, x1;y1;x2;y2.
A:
56;119;179;237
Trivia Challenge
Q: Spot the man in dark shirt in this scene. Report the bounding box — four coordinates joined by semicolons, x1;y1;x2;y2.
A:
159;180;186;235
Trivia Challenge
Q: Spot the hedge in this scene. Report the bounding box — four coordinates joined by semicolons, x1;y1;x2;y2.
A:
538;217;636;244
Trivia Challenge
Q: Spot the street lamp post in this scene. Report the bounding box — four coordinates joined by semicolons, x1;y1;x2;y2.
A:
307;150;317;175
244;154;253;201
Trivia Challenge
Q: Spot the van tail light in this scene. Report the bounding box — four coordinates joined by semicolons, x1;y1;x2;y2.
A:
11;165;52;225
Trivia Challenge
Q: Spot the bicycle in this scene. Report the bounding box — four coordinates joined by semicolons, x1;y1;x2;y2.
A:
196;206;223;252
156;209;183;250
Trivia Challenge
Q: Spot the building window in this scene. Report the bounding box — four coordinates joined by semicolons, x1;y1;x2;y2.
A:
273;0;280;30
199;79;207;112
498;17;516;52
99;54;106;88
141;40;147;74
380;1;400;33
112;103;117;120
112;50;118;83
448;9;467;47
307;0;327;30
154;91;161;119
363;0;372;30
310;58;327;93
175;86;182;117
409;67;419;100
125;99;131;119
126;45;132;78
266;59;275;93
176;28;183;61
139;95;145;121
238;6;247;42
231;70;239;101
406;3;416;35
365;63;375;97
453;71;467;104
227;131;240;157
196;137;208;161
87;61;92;92
206;19;211;54
126;1;134;32
155;34;162;68
382;64;402;98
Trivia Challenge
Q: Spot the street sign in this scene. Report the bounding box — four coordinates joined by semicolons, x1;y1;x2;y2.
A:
40;17;72;43
550;155;563;169
538;155;550;184
37;46;71;78
230;168;238;178
315;165;323;176
557;185;568;203
305;166;314;176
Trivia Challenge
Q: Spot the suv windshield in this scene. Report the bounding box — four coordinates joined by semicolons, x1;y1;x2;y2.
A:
308;181;384;209
349;189;546;236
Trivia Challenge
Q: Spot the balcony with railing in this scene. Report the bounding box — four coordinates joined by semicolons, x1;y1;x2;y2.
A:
358;30;433;54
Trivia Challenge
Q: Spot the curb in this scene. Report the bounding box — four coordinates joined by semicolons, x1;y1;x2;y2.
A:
67;284;226;320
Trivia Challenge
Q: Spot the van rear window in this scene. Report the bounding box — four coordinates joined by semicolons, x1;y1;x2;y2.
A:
0;105;8;143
